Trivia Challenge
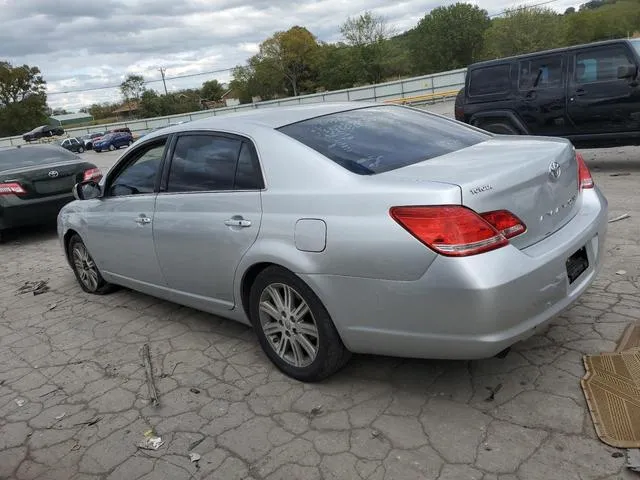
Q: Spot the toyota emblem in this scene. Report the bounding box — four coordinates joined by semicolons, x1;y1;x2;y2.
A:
548;162;561;181
48;170;59;178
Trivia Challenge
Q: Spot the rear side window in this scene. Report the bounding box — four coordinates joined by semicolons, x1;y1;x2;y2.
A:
468;65;511;96
519;55;564;90
277;106;489;175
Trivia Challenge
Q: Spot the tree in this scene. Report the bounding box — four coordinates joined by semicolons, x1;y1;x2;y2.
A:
483;7;566;59
52;107;69;115
410;4;491;73
258;26;319;96
0;61;48;136
340;11;398;84
200;79;225;101
120;74;146;104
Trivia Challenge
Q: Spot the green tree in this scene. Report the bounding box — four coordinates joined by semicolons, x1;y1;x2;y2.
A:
200;79;225;101
483;7;566;59
0;61;48;136
340;11;398;84
120;74;146;104
410;3;491;73
315;43;359;90
258;26;320;96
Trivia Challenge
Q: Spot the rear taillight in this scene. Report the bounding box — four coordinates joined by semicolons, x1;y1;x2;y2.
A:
83;168;102;182
390;206;509;257
481;210;526;239
0;182;26;195
576;152;594;190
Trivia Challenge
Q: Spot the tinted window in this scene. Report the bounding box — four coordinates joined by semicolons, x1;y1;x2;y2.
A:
109;141;166;196
277;106;489;175
167;135;242;192
234;142;262;190
468;65;511;96
0;145;77;170
576;45;634;83
519;55;564;90
632;40;640;58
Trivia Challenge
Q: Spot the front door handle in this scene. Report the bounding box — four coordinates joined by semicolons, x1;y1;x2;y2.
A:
135;216;151;225
224;217;252;228
574;88;586;97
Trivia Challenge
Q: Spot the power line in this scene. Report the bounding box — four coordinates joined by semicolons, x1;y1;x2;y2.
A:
47;66;234;95
489;0;565;17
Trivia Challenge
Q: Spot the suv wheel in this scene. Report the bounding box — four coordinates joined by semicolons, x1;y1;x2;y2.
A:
478;120;519;135
249;266;351;382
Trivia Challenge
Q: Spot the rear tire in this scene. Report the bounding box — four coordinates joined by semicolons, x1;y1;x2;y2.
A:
249;266;351;382
78;146;84;153
477;120;519;135
68;234;116;295
108;144;116;151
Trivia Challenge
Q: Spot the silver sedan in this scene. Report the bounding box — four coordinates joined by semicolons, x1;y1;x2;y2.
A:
57;103;608;382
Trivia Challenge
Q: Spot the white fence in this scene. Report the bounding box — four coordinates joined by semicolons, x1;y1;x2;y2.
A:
0;68;466;148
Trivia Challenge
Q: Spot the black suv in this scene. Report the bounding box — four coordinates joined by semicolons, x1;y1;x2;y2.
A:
455;39;640;148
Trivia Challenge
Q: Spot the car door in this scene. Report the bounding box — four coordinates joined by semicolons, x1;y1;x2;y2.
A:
567;42;640;134
515;53;570;135
81;136;170;294
153;132;264;311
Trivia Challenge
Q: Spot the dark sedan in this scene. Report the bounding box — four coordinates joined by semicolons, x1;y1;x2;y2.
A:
0;144;101;239
22;125;65;142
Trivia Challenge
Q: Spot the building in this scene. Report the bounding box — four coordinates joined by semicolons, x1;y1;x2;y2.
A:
112;101;140;120
49;112;94;127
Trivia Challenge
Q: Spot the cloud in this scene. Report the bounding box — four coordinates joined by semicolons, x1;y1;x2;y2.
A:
2;0;577;111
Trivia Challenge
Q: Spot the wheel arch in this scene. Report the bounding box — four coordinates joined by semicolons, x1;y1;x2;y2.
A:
469;110;529;135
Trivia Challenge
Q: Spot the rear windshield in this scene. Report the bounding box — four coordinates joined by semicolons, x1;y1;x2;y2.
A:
277;106;489;175
0;145;77;170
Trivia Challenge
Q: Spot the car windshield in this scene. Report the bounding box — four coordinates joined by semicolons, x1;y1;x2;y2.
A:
277;105;490;175
0;146;77;170
631;40;640;58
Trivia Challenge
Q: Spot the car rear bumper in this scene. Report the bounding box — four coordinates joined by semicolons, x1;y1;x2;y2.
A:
0;193;75;230
301;187;608;360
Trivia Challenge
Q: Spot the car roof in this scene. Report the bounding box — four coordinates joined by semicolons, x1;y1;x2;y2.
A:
141;102;377;141
469;38;633;69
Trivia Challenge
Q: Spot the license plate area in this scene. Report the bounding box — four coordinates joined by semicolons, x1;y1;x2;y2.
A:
566;246;589;284
34;176;75;195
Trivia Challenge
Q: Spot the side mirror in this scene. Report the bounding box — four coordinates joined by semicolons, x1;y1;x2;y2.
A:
617;64;637;80
73;180;102;200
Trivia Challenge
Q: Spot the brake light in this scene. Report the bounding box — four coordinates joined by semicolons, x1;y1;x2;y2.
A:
390;206;508;257
83;168;102;182
576;152;594;190
0;182;26;195
481;210;526;239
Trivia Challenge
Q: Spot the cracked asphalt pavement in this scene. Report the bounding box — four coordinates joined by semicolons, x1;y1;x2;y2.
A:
1;117;640;479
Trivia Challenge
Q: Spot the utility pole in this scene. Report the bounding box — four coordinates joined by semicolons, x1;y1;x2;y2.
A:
158;67;168;95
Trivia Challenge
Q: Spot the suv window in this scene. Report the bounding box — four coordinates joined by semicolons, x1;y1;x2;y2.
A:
277;105;489;175
576;45;635;83
167;135;242;192
519;55;564;90
468;64;511;96
109;140;167;197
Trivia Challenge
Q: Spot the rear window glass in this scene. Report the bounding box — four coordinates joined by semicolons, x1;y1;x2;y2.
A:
277;106;489;175
468;64;511;96
0;145;77;169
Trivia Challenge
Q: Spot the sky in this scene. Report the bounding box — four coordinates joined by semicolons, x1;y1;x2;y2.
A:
2;0;578;112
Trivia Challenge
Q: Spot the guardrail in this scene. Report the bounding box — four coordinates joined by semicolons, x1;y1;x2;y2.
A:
0;68;466;147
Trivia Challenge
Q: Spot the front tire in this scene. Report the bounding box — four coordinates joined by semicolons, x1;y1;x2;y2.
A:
78;146;84;153
68;235;116;295
249;266;351;382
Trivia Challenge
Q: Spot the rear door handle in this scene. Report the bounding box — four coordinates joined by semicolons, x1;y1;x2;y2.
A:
574;88;586;96
224;217;252;228
135;216;151;225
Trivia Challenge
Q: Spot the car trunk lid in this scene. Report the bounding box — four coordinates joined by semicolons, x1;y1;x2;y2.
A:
1;160;92;200
382;136;580;249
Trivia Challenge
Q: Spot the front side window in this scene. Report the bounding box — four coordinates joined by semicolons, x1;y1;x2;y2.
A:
468;65;511;96
108;140;167;197
575;45;635;83
278;106;490;175
167;135;242;192
519;55;564;90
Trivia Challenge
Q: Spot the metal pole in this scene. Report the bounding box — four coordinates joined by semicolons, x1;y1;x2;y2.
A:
158;68;168;95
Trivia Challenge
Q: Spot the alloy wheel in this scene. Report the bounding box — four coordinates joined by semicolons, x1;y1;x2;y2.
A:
258;283;319;368
72;243;99;291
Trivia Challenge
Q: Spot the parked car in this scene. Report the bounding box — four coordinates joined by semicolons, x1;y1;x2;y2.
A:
81;132;105;150
0;144;101;240
93;132;134;152
22;125;65;142
455;38;640;148
59;137;85;153
57;103;607;381
110;127;132;135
